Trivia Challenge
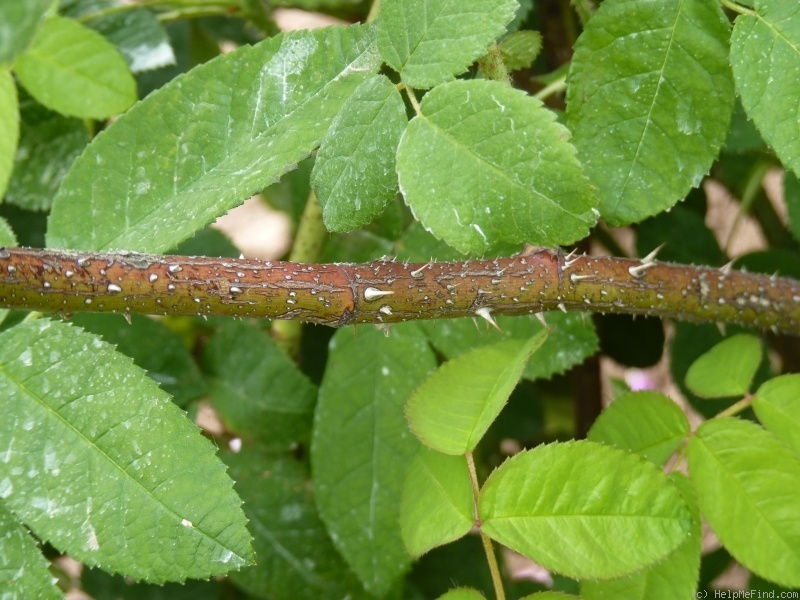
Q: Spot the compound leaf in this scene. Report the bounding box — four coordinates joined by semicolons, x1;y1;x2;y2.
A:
311;324;436;595
47;24;380;253
566;0;733;225
377;0;517;89
588;391;690;465
0;319;253;582
479;440;691;580
400;447;473;557
14;17;136;119
731;0;800;177
313;74;406;231
397;80;597;254
753;374;800;455
688;418;800;587
405;333;547;454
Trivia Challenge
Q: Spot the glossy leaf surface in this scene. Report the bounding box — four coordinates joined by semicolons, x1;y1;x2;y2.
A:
377;0;517;88
567;0;733;224
0;70;18;198
311;324;436;595
397;80;597;254
0;319;253;582
753;374;800;455
47;25;380;252
313;74;406;231
685;334;762;398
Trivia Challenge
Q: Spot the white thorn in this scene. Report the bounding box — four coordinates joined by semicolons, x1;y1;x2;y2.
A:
641;244;664;265
107;283;122;293
475;307;502;332
770;325;779;335
379;305;392;315
716;322;726;337
720;259;735;276
628;262;656;278
374;323;392;337
364;287;394;302
570;273;593;283
534;312;550;330
239;253;246;259
410;261;431;278
557;302;567;313
123;312;132;325
562;248;580;270
230;286;243;295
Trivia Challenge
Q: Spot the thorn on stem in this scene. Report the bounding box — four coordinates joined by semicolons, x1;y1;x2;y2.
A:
475;307;502;332
364;287;394;302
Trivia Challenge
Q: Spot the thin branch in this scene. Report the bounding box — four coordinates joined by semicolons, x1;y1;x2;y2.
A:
0;246;799;335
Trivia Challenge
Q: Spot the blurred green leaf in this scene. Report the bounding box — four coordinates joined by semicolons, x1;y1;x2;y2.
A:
688;418;800;587
406;334;546;454
730;0;800;177
685;334;762;398
377;0;517;88
479;441;690;580
0;0;49;66
0;70;19;199
5;100;88;211
15;17;136;119
597;315;664;369
225;446;369;600
311;323;436;595
409;535;496;598
313;74;406;232
786;172;800;244
635;204;725;267
71;313;207;408
400;448;473;557
499;30;542;71
567;0;733;225
753;374;800;456
0;319;253;582
437;589;485;600
723;100;766;154
588;391;689;465
0;501;62;600
202;321;316;450
47;24;381;252
81;568;219;600
581;473;701;600
397;80;597;254
519;594;579;600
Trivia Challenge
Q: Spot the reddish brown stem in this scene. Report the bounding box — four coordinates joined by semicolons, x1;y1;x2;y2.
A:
1;246;798;335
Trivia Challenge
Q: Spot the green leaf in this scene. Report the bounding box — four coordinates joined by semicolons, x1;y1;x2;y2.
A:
312;74;406;231
311;323;436;595
376;0;517;89
202;321;316;449
397;80;597;254
566;0;733;225
685;334;762;398
0;217;16;327
479;440;691;580
46;24;380;252
588;391;690;465
5;101;88;211
0;69;19;198
405;333;547;454
730;0;800;178
581;473;701;600
499;30;542;71
70;313;207;408
14;17;136;119
421;312;598;382
785;172;800;244
519;594;579;600
225;446;369;600
0;501;62;600
0;319;253;582
753;374;800;456
81;568;219;600
83;5;175;73
0;0;49;66
400;447;474;556
437;589;486;600
688;418;800;587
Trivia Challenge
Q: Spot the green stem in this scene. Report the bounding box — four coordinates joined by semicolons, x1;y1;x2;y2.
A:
719;0;757;16
366;0;382;23
404;86;421;115
724;161;770;255
271;191;326;357
77;1;236;23
715;395;753;419
533;74;567;101
157;6;233;22
467;452;506;600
